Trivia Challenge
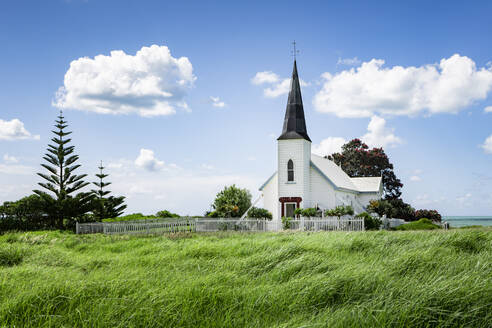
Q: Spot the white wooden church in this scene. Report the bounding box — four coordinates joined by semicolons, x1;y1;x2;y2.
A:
260;60;382;221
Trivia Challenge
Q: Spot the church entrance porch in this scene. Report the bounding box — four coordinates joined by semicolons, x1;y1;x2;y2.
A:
279;196;302;217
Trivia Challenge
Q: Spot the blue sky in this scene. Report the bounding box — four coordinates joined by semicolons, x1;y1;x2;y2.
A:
1;0;492;216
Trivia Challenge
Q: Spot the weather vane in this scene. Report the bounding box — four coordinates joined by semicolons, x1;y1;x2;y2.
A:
291;40;299;60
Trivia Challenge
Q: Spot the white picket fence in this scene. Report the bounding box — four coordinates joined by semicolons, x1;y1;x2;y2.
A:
76;219;195;235
76;217;365;235
289;218;364;231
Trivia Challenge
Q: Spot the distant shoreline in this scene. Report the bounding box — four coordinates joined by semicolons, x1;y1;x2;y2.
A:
443;216;492;227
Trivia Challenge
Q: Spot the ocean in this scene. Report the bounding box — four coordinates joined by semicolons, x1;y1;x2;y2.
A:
443;216;492;227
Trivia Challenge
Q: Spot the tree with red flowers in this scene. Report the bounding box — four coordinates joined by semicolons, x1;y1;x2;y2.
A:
326;138;403;199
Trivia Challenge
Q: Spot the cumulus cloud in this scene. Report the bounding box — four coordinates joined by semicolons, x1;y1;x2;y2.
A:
89;156;261;215
54;45;196;117
3;154;18;163
201;163;214;170
314;54;492;118
0;119;40;141
252;71;309;98
312;137;347;156
361;116;402;148
410;169;423;182
413;194;443;207
209;96;226;108
0;164;34;175
251;71;280;85
481;135;492;154
135;149;165;171
312;116;401;156
485;106;492;113
337;57;361;66
456;193;473;206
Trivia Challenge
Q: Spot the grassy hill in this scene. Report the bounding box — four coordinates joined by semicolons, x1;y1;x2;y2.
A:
0;229;491;327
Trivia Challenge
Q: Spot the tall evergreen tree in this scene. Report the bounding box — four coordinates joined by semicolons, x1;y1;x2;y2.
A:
91;161;127;221
33;111;93;229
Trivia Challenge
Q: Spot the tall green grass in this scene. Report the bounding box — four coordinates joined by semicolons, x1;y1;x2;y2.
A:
0;229;491;327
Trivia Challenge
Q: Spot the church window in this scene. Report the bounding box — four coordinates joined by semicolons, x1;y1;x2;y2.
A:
287;159;294;181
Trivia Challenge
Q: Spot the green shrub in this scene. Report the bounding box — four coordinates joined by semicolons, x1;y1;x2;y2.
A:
247;207;272;220
355;212;382;230
325;205;354;219
415;209;441;222
302;208;319;217
281;216;293;229
294;208;319;218
210;185;252;218
155;210;180;218
395;218;441;231
103;213;155;222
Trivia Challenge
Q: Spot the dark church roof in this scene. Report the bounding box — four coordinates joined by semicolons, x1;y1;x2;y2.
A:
277;60;311;142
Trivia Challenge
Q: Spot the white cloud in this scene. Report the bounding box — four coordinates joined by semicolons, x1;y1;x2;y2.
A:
53;45;196;117
481;135;492;154
91;157;261;215
456;193;472;206
312;137;347;156
361;116;402;148
251;71;280;85
314;54;492;118
312;116;401;156
252;71;309;98
410;169;423;182
0;119;40;141
135;149;165;171
3;154;18;163
0;164;34;175
201;163;214;170
337;57;361;66
485;106;492;113
210;96;226;108
413;194;441;207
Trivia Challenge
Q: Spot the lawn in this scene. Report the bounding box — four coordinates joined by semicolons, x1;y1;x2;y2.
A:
0;228;491;327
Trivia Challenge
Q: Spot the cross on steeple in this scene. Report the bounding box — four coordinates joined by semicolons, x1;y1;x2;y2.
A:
291;40;299;60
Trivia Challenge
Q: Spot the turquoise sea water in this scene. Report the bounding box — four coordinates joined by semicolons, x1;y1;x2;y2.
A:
443;216;492;227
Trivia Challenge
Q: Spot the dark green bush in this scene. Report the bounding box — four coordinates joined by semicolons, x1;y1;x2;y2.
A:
103;213;155;222
247;207;272;220
294;208;319;218
356;212;382;230
325;205;354;219
282;216;292;229
155;210;180;218
0;195;47;232
415;209;441;222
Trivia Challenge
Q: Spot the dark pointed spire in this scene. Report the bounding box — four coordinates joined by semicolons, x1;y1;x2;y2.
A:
277;60;311;142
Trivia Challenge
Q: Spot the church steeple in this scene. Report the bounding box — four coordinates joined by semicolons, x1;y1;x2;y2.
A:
277;60;311;142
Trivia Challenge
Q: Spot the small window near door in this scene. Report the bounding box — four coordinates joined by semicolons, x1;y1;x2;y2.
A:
287;159;294;181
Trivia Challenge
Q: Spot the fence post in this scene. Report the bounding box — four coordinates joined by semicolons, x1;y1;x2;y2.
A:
76;222;79;234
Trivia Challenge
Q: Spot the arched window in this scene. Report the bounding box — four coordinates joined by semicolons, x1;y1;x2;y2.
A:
287;159;294;181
